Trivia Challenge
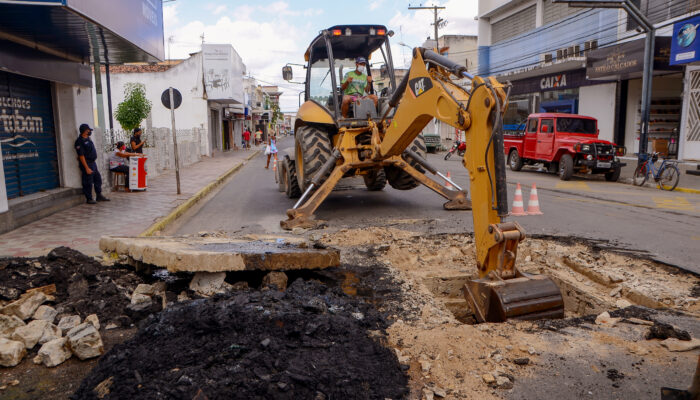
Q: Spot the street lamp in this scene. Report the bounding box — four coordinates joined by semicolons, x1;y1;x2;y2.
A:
553;0;655;163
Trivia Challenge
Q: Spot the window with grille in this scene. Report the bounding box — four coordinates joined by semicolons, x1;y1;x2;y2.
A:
492;5;537;44
627;0;700;31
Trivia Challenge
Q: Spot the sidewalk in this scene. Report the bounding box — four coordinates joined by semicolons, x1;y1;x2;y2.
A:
0;148;260;258
619;156;700;192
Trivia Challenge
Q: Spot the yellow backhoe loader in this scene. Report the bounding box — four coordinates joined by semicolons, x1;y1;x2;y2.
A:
279;25;564;322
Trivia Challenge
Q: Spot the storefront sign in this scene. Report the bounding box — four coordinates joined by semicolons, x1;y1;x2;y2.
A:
670;15;700;65
510;69;597;96
587;37;679;80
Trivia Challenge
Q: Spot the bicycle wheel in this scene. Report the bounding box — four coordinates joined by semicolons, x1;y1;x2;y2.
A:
633;163;648;186
658;164;680;191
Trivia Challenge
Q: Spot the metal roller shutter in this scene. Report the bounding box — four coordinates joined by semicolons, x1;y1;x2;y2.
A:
0;71;59;199
492;5;536;44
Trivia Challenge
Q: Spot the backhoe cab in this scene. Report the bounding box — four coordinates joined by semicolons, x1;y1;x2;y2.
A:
280;24;565;323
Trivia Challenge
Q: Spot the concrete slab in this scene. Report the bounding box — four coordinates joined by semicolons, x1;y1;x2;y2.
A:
99;236;340;273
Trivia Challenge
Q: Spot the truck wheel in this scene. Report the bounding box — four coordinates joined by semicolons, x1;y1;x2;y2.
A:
363;169;387;191
605;167;621;182
285;157;301;198
295;125;333;191
278;155;289;192
558;154;574;181
509;149;524;171
385;135;427;190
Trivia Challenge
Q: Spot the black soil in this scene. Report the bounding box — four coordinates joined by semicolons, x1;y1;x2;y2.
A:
536;306;659;331
0;247;147;326
73;279;409;400
645;322;691;341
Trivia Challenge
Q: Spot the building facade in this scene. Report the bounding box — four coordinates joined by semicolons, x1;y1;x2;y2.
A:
478;0;700;160
0;0;164;233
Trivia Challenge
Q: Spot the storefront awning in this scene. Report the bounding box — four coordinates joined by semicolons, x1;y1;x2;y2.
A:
0;0;164;65
586;36;682;81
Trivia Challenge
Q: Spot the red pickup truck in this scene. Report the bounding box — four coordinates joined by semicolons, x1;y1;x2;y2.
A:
504;113;626;181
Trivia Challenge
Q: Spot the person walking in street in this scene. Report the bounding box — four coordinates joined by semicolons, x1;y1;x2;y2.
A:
255;129;262;146
109;141;142;191
74;123;109;204
243;128;251;150
265;133;278;169
130;127;145;154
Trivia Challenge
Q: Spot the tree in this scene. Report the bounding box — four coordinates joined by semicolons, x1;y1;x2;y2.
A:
114;83;152;131
270;102;282;127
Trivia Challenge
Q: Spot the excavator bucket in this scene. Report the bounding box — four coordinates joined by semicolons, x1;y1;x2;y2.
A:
463;270;564;323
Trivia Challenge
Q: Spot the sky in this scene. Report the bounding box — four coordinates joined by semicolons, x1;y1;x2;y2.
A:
163;0;479;112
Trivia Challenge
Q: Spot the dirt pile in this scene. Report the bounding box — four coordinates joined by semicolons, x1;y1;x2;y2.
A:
0;247;146;327
73;279;409;400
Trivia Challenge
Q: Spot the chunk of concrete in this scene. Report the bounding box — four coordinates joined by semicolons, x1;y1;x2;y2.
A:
0;338;26;367
12;320;51;349
130;293;152;307
57;315;81;332
1;291;47;320
33;305;58;323
262;271;288;291
133;284;155;297
595;311;620;327
38;323;61;345
661;338;700;352
36;337;72;367
189;272;230;297
99;236;340;273
0;314;25;338
67;323;104;360
85;314;100;330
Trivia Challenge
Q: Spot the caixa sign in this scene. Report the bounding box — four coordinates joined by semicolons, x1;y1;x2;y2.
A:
540;74;567;90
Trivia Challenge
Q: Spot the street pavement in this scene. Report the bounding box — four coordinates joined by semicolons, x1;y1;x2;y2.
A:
175;135;700;274
0;148;258;257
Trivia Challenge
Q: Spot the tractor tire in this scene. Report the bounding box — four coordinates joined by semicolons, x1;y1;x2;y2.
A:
558;154;574;181
509;149;524;171
385;135;427;190
285;157;301;199
363;168;387;191
295;125;333;192
278;155;289;192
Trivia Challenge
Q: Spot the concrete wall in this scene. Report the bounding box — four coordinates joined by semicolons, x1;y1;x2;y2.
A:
579;83;616;143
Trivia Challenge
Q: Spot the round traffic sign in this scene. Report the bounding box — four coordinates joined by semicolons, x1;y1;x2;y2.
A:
161;88;182;110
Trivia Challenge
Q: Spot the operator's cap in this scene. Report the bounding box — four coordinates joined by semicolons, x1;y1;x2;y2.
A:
355;57;367;64
79;123;92;133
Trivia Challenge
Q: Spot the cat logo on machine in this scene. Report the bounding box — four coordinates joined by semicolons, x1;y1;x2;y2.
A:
409;77;433;98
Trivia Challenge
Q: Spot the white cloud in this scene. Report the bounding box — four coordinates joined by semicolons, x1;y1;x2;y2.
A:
213;5;227;15
163;3;179;27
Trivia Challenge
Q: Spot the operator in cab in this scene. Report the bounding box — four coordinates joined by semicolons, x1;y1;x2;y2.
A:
340;57;378;118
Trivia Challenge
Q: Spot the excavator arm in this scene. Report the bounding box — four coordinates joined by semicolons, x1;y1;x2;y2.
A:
380;48;564;322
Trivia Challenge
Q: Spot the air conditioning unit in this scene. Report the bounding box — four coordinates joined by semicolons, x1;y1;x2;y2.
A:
556;49;564;60
573;45;581;57
539;53;553;64
584;40;598;54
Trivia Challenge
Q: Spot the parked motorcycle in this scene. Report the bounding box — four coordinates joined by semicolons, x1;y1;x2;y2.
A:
444;140;466;160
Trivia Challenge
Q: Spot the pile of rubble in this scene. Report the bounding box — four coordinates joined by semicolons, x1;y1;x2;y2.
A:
73;279;409;399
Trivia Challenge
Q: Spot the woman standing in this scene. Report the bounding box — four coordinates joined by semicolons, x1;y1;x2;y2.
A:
265;133;278;169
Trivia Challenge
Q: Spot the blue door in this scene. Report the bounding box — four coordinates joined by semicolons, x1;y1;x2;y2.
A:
0;71;59;199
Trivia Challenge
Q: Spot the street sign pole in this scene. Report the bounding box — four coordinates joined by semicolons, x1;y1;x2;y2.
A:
169;87;181;195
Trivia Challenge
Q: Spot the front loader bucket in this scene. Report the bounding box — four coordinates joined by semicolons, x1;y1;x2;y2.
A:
463;271;564;323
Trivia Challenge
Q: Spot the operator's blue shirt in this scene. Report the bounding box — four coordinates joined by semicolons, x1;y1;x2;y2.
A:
74;136;97;162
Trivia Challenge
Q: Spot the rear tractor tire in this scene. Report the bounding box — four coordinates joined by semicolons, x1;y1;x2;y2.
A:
285;157;301;199
278;155;289;192
363;169;387;191
385;135;427;190
295;125;333;192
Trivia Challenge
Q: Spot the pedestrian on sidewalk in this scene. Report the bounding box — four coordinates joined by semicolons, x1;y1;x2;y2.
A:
265;134;278;169
255;129;262;146
243;128;251;150
109;141;143;191
130;128;145;154
75;124;109;204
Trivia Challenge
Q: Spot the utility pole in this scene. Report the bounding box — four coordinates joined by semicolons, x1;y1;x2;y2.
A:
408;4;446;44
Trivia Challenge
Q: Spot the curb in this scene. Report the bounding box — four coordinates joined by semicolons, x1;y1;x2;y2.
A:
139;150;260;237
673;186;700;194
619;178;700;194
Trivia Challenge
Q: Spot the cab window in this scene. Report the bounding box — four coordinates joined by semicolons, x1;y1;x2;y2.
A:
526;119;538;133
540;119;554;133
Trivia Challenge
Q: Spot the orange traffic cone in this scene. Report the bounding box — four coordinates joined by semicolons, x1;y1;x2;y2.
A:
510;183;527;216
445;171;454;190
526;183;543;215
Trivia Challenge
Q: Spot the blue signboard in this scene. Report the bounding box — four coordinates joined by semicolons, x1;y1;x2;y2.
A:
671;14;700;65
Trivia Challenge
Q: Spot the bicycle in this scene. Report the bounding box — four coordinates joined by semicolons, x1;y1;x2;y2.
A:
632;152;680;191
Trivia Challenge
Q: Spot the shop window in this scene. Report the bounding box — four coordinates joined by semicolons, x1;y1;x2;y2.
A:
504;95;532;134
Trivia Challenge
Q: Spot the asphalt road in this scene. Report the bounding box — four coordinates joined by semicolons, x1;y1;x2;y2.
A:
175;136;700;274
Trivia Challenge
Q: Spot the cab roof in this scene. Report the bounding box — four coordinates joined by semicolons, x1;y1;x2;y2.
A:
529;113;597;120
304;25;389;64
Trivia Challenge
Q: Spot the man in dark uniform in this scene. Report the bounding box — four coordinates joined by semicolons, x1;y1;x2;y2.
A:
130;127;145;154
74;123;109;204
